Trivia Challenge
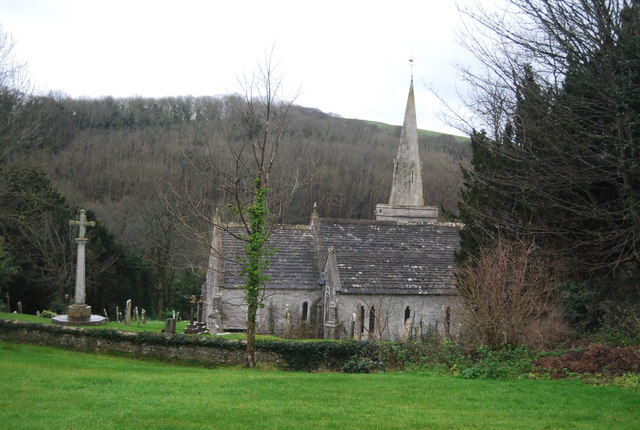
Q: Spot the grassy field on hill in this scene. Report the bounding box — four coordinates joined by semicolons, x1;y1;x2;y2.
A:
0;342;638;429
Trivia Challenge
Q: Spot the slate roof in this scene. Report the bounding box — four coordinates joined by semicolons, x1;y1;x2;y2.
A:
221;225;320;290
219;219;460;296
319;220;460;295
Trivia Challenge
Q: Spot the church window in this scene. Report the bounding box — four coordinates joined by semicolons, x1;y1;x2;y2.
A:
301;302;309;322
369;306;376;332
359;306;365;333
404;306;411;323
445;306;451;336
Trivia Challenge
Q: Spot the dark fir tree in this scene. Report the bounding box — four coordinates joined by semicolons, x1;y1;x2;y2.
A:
458;0;640;328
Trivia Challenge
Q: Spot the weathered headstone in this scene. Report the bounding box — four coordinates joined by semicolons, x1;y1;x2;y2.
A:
103;308;109;322
165;318;176;334
124;299;132;326
17;301;22;314
134;307;140;327
350;312;356;339
284;304;291;338
141;309;146;324
183;297;209;335
189;296;196;324
401;319;413;342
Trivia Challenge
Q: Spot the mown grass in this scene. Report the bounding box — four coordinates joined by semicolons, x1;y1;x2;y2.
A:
0;342;638;429
0;312;294;342
0;311;190;332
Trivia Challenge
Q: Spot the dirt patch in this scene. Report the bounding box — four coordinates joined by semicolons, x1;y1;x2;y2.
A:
537;344;640;376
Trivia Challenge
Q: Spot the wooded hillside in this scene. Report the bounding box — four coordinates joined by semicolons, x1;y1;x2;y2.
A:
36;95;467;249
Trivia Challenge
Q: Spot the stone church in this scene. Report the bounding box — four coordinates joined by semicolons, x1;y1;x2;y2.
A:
202;79;461;341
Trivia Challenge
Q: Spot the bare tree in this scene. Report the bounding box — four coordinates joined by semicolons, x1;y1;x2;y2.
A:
456;237;568;349
165;53;317;366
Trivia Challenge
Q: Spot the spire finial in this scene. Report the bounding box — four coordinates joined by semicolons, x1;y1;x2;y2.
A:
409;58;414;82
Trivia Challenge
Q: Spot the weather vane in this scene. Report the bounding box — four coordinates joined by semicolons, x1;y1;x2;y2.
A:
409;58;414;79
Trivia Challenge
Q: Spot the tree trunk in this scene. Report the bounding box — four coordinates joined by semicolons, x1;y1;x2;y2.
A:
246;301;257;367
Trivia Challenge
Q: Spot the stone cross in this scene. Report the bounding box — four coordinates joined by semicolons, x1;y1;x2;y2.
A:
69;209;95;304
70;209;95;240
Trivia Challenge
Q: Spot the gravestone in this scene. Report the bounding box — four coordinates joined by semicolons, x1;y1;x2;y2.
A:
183;296;208;335
284;304;291;338
164;318;176;334
52;209;105;325
124;299;132;326
141;309;146;324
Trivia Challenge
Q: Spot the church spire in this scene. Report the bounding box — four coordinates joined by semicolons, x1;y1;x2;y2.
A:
375;69;438;224
388;77;424;206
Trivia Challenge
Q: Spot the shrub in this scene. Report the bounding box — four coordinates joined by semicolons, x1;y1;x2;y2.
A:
595;304;640;347
557;280;601;331
457;239;566;349
39;310;57;318
462;345;534;379
256;339;380;371
342;358;385;374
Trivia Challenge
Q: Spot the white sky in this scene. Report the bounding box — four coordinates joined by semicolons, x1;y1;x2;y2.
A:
0;0;499;135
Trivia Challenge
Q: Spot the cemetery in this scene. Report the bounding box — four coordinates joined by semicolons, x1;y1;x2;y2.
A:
1;1;639;428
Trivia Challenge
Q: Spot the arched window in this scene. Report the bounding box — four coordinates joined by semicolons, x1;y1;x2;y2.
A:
359;306;365;333
369;306;376;332
445;306;451;336
301;302;309;322
404;306;411;323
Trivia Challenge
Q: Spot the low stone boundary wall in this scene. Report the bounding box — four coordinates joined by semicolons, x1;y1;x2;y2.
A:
0;319;283;367
0;319;387;371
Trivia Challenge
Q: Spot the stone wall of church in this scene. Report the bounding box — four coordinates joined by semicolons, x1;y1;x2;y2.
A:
219;288;461;341
219;288;323;337
332;294;462;341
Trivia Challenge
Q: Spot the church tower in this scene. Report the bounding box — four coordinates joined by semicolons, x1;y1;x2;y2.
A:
375;77;438;224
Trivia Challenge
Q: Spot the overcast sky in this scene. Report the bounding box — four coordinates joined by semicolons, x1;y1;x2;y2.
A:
0;0;501;135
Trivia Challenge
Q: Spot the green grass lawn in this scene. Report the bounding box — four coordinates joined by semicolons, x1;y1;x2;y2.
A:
0;342;638;429
0;312;287;341
0;311;190;332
